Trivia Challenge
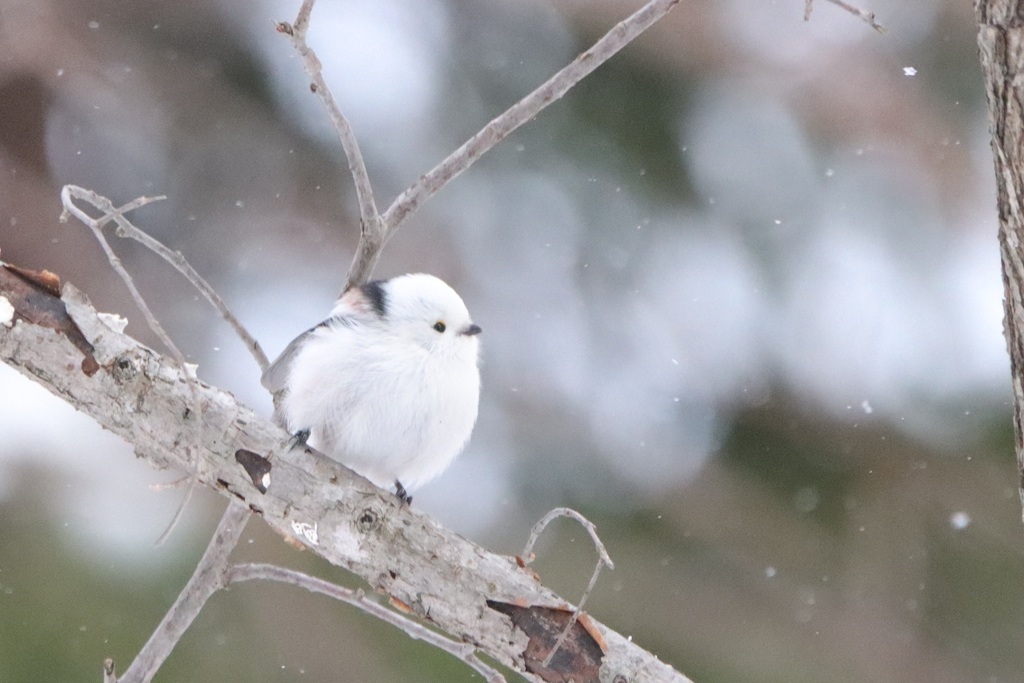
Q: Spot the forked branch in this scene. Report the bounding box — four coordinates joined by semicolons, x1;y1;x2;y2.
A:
60;186;269;371
116;502;252;683
279;0;682;290
59;188;185;372
379;0;682;233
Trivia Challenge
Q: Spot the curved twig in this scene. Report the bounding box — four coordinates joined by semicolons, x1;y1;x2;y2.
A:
521;507;615;668
522;507;615;571
152;480;196;548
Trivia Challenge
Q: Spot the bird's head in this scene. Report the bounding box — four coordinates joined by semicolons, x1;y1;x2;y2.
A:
369;273;481;358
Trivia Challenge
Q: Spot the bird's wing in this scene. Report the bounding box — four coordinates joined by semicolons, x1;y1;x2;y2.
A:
260;315;358;393
260;325;319;394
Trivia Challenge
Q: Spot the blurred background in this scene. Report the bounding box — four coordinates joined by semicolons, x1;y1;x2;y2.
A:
1;0;1020;681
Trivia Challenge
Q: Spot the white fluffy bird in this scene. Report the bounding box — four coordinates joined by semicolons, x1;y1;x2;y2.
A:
262;273;481;502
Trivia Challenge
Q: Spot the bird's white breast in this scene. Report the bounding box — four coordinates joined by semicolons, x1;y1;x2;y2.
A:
281;321;480;490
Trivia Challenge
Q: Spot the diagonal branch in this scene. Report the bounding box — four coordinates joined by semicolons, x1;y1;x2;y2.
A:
117;501;252;683
380;0;681;233
0;277;693;683
36;2;709;680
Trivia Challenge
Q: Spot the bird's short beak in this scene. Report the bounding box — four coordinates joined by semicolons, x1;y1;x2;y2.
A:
461;323;482;336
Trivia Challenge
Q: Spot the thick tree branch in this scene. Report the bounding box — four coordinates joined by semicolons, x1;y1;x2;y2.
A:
0;270;692;683
976;0;1024;521
15;2;706;679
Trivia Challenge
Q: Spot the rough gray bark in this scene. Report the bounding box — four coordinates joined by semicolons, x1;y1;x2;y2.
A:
0;276;691;683
976;0;1024;520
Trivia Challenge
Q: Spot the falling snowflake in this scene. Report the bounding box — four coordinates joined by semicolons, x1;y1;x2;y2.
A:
949;512;970;530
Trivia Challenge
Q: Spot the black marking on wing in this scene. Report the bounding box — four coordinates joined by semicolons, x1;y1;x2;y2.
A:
361;280;388;318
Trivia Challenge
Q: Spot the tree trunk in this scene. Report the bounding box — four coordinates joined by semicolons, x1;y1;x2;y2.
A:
976;0;1024;521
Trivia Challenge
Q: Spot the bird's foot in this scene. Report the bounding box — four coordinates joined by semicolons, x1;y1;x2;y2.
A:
394;480;413;507
288;428;311;450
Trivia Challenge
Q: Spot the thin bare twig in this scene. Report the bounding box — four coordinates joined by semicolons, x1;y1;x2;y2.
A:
60;185;269;371
276;0;384;291
381;0;680;233
117;501;252;683
278;0;680;290
152;480;196;548
805;0;887;33
228;563;506;683
60;187;186;369
148;476;192;492
521;507;615;668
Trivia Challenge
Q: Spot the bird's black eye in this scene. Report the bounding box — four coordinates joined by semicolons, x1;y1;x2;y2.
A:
433;321;446;333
